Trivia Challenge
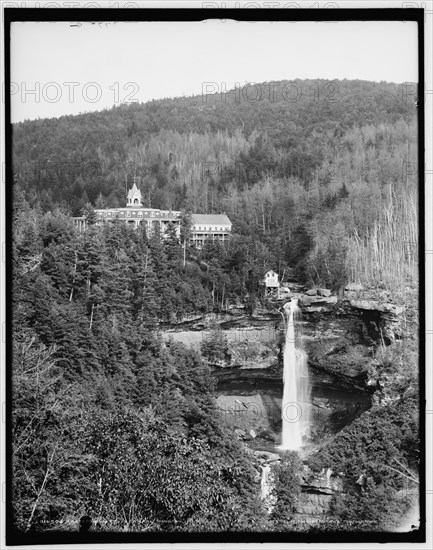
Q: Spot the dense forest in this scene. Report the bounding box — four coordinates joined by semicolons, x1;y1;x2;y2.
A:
11;79;420;535
13;79;418;293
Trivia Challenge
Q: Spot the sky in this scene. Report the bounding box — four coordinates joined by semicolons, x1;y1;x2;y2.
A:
10;20;418;123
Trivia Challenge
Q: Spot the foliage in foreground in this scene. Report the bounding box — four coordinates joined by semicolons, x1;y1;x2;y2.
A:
12;196;274;533
270;452;303;530
12;335;267;533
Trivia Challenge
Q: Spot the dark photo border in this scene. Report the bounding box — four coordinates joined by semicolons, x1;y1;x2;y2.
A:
3;6;426;546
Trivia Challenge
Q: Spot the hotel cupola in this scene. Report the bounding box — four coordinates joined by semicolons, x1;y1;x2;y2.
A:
126;183;143;207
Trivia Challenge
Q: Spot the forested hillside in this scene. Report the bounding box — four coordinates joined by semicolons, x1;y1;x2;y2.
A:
13;79;418;293
11;79;420;536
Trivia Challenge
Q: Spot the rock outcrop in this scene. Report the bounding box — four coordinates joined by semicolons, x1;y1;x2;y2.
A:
295;466;345;524
301;466;344;495
253;450;281;464
348;298;405;342
165;291;407;450
298;297;406;383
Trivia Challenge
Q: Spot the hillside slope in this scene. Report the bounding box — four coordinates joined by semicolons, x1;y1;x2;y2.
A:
12;79;418;292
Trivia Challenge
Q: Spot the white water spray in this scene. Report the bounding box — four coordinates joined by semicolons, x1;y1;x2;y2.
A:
260;464;275;513
261;464;271;501
279;299;311;450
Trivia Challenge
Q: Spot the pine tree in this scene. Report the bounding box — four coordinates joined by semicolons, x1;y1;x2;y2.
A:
81;202;98;226
164;221;181;267
95;192;106;209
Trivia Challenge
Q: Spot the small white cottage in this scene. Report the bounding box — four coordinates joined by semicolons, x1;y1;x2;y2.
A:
264;270;280;289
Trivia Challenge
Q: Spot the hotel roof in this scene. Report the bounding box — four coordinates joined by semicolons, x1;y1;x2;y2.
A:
192;214;232;226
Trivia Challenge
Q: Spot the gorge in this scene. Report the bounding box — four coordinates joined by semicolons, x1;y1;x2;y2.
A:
163;286;384;446
163;283;416;526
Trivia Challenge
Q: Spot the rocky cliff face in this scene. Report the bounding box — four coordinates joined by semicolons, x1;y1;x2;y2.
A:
296;465;345;525
300;294;407;378
214;290;406;439
164;286;411;524
165;288;407;445
165;287;406;377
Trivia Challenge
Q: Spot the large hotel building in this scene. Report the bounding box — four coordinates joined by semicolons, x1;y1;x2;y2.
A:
73;184;232;247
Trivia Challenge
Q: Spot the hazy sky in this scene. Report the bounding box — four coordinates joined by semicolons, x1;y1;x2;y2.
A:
10;20;418;123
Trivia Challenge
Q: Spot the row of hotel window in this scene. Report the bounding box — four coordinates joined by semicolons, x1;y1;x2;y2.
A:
94;212;228;232
98;211;179;218
196;226;228;232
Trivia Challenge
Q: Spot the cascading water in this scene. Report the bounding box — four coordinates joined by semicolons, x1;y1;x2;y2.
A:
279;299;311;450
260;464;275;513
261;464;271;501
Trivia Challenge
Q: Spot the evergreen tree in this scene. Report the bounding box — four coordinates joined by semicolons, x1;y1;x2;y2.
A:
82;202;98;226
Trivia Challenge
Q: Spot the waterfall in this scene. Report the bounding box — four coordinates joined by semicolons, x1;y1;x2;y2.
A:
260;464;275;513
261;464;271;501
279;299;311;450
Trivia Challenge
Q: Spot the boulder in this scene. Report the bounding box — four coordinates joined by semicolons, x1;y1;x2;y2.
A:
288;283;305;293
302;306;326;313
299;295;338;307
253;450;281;463
306;289;317;296
258;429;278;442
249;429;257;439
318;288;332;297
345;283;363;292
